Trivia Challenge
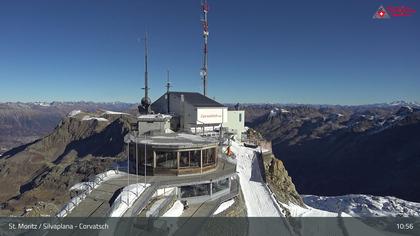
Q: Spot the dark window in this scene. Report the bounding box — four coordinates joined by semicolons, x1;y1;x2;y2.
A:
202;148;216;166
239;113;242;122
138;145;154;167
179;150;201;168
180;183;210;198
156;151;177;169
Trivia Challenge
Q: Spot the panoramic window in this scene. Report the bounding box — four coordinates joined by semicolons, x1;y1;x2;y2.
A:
179;150;201;168
155;151;177;169
202;148;216;166
138;145;154;166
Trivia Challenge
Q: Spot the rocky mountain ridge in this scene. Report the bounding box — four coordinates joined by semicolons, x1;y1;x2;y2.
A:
0;110;135;216
0;102;135;155
245;104;420;202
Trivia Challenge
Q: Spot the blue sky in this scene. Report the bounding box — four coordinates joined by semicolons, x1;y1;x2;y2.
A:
0;0;419;105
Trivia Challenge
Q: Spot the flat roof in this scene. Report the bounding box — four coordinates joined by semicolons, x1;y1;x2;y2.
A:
124;132;218;149
156;92;225;108
137;113;172;121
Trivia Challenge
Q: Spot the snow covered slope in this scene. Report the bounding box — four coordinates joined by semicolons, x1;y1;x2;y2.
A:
303;194;420;217
230;141;283;217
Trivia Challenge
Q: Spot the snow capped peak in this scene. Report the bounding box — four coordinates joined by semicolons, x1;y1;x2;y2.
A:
303;194;420;217
68;110;82;117
81;115;108;122
268;107;290;120
388;100;420;107
403;105;413;112
102;110;129;115
33;102;51;107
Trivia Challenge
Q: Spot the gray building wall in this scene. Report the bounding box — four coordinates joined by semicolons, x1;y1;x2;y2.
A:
224;110;245;141
152;93;198;130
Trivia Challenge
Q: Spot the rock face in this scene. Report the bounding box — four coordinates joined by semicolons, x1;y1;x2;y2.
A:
262;152;304;208
0;111;136;216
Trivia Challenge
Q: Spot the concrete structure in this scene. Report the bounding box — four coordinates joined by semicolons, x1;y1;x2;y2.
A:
151;92;227;134
224;110;245;141
136;114;172;135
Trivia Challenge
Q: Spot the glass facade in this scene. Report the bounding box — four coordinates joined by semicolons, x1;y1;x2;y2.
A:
156;151;177;169
180;183;211;198
129;142;217;174
202;148;216;167
138;145;154;167
179;150;201;168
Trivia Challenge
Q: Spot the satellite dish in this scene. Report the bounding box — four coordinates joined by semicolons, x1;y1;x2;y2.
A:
200;69;207;77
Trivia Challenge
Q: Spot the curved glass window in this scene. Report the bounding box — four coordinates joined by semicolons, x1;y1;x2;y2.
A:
202;148;216;166
179;150;201;168
156;151;177;169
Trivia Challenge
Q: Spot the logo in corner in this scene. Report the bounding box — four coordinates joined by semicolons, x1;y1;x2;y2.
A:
373;5;391;19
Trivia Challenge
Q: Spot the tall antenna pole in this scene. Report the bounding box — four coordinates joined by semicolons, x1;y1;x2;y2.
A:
165;69;172;94
200;0;209;97
139;32;152;114
144;32;149;100
165;69;172;114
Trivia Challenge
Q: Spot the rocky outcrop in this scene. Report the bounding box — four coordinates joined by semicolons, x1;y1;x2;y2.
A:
262;152;305;208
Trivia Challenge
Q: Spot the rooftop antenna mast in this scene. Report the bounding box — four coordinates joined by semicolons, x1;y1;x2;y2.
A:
138;32;152;114
200;0;209;97
165;69;172;114
165;69;172;94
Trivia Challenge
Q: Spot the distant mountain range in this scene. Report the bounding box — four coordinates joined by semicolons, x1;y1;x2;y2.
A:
303;194;420;217
0;102;136;154
245;103;420;202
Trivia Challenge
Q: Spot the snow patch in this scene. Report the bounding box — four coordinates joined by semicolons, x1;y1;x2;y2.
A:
138;114;172;119
68;110;82;117
281;202;347;217
303;194;420;217
102;110;129;115
162;200;184;217
82;115;108;122
108;183;150;217
230;141;282;217
213;199;235;215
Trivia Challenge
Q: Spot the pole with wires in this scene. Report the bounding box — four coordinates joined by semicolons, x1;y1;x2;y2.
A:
135;132;139;196
144;134;147;185
127;140;130;205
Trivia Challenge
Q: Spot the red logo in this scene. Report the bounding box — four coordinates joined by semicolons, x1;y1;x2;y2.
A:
373;5;416;19
373;5;390;19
